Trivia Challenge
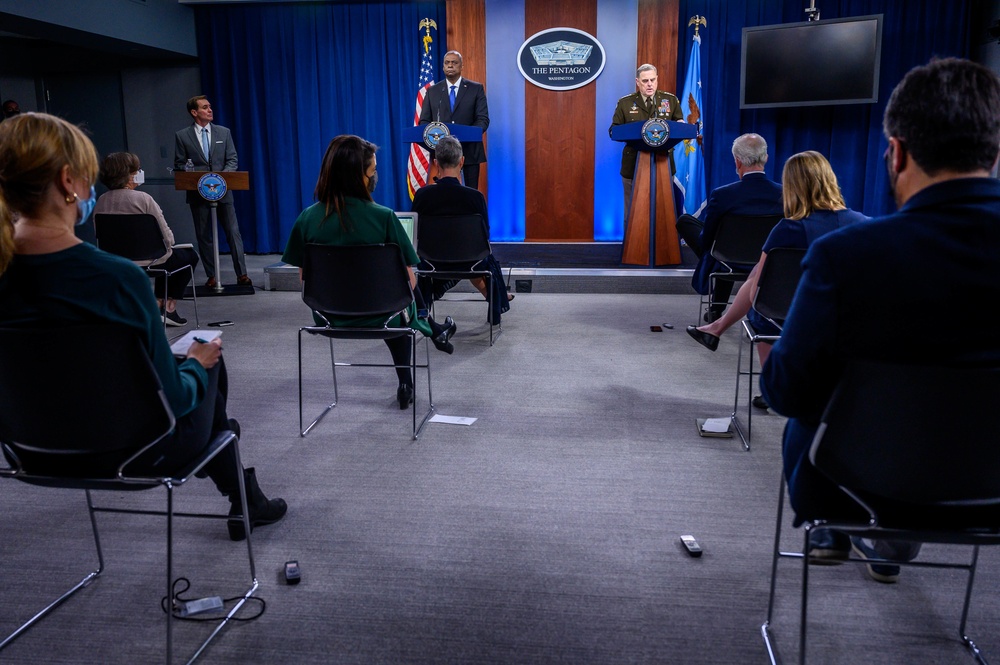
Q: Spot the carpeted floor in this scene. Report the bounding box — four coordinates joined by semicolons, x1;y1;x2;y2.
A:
1;280;998;664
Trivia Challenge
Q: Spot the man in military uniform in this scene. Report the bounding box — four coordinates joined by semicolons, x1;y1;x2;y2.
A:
609;64;683;218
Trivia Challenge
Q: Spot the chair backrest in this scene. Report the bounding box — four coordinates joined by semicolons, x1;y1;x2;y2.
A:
0;325;174;477
301;243;414;319
751;247;807;325
809;361;1000;508
94;213;166;263
395;211;419;250
416;214;490;265
709;214;782;267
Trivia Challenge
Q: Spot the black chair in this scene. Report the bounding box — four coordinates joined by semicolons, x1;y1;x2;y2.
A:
732;248;806;449
701;213;782;323
414;213;500;346
94;213;199;331
0;324;257;663
762;361;1000;664
298;243;435;440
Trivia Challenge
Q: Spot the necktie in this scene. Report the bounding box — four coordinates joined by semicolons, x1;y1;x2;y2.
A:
647;97;655;116
201;127;210;161
449;85;457;112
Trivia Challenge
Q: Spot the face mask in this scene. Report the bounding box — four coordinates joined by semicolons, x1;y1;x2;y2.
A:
76;185;97;225
133;169;145;187
367;170;378;194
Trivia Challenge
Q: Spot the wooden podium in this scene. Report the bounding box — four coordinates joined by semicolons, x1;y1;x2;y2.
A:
174;171;251;295
611;121;696;266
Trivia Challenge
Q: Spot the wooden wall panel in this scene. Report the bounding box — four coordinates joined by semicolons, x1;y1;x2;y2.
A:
523;0;597;241
445;0;488;194
637;0;680;91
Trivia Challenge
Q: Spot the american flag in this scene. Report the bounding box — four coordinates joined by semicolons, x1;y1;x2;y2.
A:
406;22;436;199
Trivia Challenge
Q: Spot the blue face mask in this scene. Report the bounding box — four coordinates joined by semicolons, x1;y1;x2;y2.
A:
76;185;96;225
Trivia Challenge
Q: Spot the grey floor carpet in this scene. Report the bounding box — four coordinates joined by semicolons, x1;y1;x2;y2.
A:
2;282;998;664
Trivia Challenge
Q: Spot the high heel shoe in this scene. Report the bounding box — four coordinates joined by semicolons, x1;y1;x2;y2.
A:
397;384;414;409
431;316;456;354
686;325;720;352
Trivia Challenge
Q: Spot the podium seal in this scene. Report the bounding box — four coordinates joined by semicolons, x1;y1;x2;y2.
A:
641;118;670;148
197;172;228;202
422;122;450;149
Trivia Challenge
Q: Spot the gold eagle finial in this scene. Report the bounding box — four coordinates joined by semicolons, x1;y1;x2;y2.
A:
419;18;437;55
688;15;707;37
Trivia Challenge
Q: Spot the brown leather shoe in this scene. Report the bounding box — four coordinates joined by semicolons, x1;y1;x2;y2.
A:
237;274;253;287
205;276;218;288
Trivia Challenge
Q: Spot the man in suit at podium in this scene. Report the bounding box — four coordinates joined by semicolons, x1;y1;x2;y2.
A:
418;50;490;189
174;95;250;289
609;64;683;218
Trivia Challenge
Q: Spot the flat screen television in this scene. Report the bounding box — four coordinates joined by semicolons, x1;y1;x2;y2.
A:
741;14;882;109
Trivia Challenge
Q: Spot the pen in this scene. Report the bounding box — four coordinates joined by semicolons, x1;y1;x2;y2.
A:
193;337;209;344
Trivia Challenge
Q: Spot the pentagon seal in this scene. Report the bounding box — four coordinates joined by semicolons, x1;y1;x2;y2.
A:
197;172;228;202
422;122;450;150
641;117;670;148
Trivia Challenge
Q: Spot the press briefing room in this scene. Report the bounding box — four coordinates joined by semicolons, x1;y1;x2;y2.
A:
1;0;1000;663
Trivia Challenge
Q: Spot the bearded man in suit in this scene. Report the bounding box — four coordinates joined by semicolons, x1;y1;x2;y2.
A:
174;95;250;288
418;50;490;190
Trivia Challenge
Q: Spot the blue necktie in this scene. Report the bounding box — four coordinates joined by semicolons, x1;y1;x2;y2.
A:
449;85;456;112
201;127;210;161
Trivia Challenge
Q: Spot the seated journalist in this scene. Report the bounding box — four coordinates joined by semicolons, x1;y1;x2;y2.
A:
411;135;512;325
679;133;783;322
760;58;1000;583
95;151;199;327
686;151;869;409
282;134;457;411
0;112;287;542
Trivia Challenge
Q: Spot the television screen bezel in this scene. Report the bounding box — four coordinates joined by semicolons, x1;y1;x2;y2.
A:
740;14;883;110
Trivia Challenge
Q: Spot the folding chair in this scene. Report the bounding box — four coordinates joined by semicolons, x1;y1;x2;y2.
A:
298;243;435;440
95;213;199;331
414;213;500;345
700;213;782;324
762;361;1000;664
0;324;257;664
732;247;806;449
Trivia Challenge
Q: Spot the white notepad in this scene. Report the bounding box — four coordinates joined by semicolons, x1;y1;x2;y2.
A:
170;330;222;357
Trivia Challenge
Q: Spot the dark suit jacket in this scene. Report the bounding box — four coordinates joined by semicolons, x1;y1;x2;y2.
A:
410;176;509;322
691;172;783;294
760;177;1000;525
174;123;238;205
418;78;490;164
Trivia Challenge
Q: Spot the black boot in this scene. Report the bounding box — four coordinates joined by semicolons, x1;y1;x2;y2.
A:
228;467;288;541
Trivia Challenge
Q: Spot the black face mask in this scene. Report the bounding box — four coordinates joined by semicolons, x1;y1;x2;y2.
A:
367;170;378;194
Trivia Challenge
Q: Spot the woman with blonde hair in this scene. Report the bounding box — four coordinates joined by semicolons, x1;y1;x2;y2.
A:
686;151;869;390
0;113;286;541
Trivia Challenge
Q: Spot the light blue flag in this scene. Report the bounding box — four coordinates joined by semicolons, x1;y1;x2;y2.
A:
674;33;707;217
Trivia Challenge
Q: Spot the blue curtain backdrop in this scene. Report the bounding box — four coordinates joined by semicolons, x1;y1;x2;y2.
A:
193;2;446;253
675;0;970;220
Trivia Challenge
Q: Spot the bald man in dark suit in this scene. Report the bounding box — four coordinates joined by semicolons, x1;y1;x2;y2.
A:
418;50;490;189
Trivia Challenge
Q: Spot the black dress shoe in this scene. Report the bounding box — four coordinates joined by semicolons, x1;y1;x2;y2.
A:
752;395;769;410
397;384;414;409
430;316;456;354
686;326;720;352
441;315;456;340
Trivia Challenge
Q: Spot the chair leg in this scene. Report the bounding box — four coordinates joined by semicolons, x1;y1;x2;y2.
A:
186;441;259;664
413;332;436;440
762;477;787;665
732;329;751;451
186;264;200;327
958;545;989;664
299;330;338;437
0;491;105;651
